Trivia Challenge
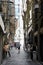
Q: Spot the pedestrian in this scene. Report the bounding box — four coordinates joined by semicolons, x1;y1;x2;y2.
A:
16;42;21;53
30;44;33;60
3;41;11;57
36;45;38;60
14;42;16;47
18;43;21;53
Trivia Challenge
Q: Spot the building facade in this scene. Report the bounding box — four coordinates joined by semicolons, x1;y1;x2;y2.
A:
22;0;33;50
0;0;16;64
1;0;16;41
32;0;43;62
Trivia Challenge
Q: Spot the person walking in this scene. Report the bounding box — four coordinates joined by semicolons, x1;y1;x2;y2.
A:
3;41;11;57
30;44;33;60
18;43;21;53
16;42;21;53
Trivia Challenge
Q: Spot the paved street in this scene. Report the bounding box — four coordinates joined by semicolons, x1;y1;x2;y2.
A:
2;47;41;65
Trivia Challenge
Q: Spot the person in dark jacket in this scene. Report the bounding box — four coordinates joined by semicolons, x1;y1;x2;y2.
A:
30;44;33;60
16;42;21;53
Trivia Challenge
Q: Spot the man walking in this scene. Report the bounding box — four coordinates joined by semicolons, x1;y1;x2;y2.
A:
16;42;21;53
30;44;33;60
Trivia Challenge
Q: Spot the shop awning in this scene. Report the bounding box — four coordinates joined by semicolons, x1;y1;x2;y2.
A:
0;14;6;33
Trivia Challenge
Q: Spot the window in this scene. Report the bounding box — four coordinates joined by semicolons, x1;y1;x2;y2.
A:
35;8;39;19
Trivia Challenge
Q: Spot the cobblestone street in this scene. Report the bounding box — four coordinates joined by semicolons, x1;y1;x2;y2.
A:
2;47;41;65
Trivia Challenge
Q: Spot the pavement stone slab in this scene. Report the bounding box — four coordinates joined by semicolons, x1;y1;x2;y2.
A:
1;47;41;65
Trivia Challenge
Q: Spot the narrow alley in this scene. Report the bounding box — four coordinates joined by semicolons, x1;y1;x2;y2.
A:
1;47;41;65
0;0;43;65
